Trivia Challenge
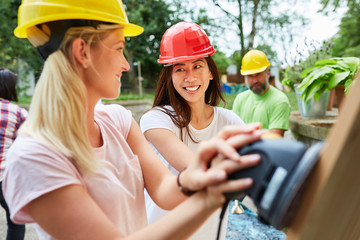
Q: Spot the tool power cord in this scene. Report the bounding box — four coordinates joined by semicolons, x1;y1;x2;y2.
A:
216;199;230;240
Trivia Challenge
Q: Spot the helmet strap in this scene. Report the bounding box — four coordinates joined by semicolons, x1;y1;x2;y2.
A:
36;20;106;60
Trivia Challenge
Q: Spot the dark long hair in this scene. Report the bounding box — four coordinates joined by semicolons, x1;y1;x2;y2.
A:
0;67;18;101
152;56;225;142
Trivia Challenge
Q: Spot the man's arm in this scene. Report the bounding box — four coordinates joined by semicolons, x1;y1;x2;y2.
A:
269;128;285;137
232;93;242;116
268;101;291;137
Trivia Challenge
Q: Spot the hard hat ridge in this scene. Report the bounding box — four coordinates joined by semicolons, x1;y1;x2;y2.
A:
158;22;215;65
14;0;144;60
241;49;271;75
14;0;144;38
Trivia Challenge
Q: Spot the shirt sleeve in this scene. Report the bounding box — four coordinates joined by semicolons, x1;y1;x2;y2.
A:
2;137;83;224
268;102;291;130
139;108;175;134
216;107;245;126
95;104;133;138
19;107;28;123
232;94;242;116
227;109;245;126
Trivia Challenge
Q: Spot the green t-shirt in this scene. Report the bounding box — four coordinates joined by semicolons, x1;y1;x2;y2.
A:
232;86;291;130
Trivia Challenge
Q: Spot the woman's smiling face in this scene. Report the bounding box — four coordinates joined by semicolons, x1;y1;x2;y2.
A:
171;57;213;104
84;28;130;100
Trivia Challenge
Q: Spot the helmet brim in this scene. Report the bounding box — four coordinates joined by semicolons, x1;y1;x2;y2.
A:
241;65;270;76
14;15;144;38
158;50;216;65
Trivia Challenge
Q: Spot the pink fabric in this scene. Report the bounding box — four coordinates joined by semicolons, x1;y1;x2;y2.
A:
2;104;146;239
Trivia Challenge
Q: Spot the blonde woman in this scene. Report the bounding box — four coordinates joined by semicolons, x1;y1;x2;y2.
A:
2;1;261;240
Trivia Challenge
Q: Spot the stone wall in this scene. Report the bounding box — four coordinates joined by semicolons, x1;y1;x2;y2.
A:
289;110;338;147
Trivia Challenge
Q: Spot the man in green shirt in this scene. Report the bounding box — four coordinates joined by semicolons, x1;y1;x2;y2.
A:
232;49;290;136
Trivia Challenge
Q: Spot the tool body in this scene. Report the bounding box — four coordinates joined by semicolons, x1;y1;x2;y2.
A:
225;138;323;229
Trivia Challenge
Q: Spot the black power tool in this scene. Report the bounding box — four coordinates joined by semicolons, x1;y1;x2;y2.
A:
225;138;323;230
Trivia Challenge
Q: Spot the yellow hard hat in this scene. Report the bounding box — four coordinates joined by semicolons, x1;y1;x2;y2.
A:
241;49;270;75
14;0;144;38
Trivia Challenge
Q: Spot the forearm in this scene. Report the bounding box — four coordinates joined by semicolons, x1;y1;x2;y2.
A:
154;174;187;210
144;128;194;171
269;128;285;136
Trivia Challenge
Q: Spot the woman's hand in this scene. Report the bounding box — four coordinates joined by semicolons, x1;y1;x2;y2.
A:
178;123;263;193
202;152;261;209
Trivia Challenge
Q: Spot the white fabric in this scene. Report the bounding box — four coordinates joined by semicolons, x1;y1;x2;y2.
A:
3;104;147;239
140;105;245;240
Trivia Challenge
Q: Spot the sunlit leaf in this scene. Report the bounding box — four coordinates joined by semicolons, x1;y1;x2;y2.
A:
328;71;350;89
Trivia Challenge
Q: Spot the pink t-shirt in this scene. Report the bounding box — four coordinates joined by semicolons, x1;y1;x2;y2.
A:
2;104;146;239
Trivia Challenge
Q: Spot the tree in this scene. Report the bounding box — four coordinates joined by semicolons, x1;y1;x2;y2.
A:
208;0;308;67
122;0;188;91
329;4;360;57
0;0;42;76
320;0;360;13
319;0;360;57
212;51;232;75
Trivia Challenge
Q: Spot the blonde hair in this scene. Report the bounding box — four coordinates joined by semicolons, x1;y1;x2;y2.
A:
20;24;114;173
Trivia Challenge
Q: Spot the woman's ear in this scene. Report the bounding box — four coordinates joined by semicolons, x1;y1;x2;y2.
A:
72;38;89;68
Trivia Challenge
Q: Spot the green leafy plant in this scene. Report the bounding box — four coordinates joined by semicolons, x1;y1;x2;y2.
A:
298;57;360;103
281;40;334;90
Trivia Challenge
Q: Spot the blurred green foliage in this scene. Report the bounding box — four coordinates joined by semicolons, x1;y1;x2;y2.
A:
0;0;43;74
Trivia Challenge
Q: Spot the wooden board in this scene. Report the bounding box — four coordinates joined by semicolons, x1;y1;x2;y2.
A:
287;75;360;239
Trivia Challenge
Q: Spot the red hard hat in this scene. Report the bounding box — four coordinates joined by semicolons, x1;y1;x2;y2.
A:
158;22;215;64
